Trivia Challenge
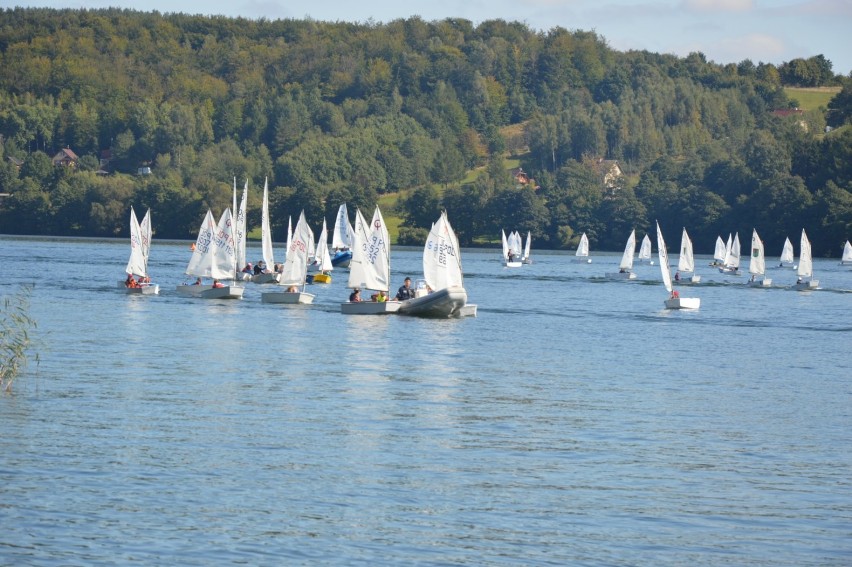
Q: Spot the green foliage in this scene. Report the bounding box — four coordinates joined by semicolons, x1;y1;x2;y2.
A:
0;285;38;392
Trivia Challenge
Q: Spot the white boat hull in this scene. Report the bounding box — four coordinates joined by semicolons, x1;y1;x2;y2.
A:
748;278;772;287
454;303;477;318
574;257;592;263
340;300;401;315
251;273;279;284
504;260;523;268
605;271;636;280
398;286;468;318
118;281;160;295
200;286;244;299
261;291;315;304
718;266;741;275
794;279;819;291
175;284;213;296
664;296;701;309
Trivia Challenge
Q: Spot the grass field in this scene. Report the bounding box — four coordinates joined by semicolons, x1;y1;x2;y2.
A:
784;86;841;110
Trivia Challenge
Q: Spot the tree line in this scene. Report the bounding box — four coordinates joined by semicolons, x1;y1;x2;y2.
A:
0;8;849;256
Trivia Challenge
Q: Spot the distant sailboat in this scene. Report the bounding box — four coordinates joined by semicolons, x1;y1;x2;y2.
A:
840;240;852;266
638;233;653;264
522;231;533;264
606;230;637;279
119;206;159;295
719;232;741;274
502;229;522;267
779;236;796;268
575;232;592;263
712;235;726;266
252;177;279;283
675;228;700;283
747;229;772;287
794;229;819;290
330;204;353;268
261;210;316;304
657;222;700;309
310;218;334;283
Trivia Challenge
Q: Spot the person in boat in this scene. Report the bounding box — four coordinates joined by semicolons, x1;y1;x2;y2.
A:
191;277;202;285
242;263;253;274
373;290;388;302
671;290;679;299
125;274;139;288
287;285;298;292
212;279;225;288
253;261;265;275
137;275;150;285
619;268;627;273
349;288;361;302
396;277;415;301
507;251;515;262
674;271;680;281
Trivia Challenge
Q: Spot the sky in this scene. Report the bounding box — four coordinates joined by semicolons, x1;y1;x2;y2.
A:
5;0;852;76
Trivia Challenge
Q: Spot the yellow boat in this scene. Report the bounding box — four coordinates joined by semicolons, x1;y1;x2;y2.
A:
311;273;332;284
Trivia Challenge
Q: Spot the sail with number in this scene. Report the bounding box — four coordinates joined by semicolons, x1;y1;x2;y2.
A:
210;208;237;280
234;180;248;276
424;211;464;291
186;210;217;277
348;207;391;292
278;211;312;288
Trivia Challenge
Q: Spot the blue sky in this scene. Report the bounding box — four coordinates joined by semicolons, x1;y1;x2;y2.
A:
6;0;851;75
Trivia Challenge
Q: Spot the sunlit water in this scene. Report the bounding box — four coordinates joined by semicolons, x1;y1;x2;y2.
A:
1;235;850;565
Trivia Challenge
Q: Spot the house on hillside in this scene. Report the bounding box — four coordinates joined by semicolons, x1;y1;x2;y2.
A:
510;167;540;190
52;147;79;168
772;108;808;132
593;158;623;194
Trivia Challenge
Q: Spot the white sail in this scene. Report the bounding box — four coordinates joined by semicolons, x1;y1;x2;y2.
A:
638;234;652;261
286;216;292;260
749;229;766;277
620;230;636;270
501;229;510;259
510;231;523;256
678;228;695;273
279;211;312;287
261;177;275;270
185;210;216;277
125;207;146;277
315;218;334;272
724;232;741;269
234;180;248;275
724;233;733;262
576;233;590;257
523;231;531;261
797;229;813;278
842;240;852;264
656;222;672;293
210;208;237;281
780;237;795;264
332;204;352;250
714;236;726;263
424;211;464;291
348;207;390;292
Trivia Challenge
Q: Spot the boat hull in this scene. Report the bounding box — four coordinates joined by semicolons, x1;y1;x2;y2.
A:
664;296;701;309
718;266;741;275
331;250;352;268
454;303;477;318
747;277;772;287
261;291;315;304
398;287;468;318
574;257;592;263
310;273;332;284
175;284;213;296
340;300;401;315
200;286;244;299
605;271;636;280
504;261;523;268
794;279;819;291
250;273;279;284
674;274;701;284
118;281;160;295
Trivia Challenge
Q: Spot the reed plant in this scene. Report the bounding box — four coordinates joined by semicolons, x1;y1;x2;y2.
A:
0;285;38;392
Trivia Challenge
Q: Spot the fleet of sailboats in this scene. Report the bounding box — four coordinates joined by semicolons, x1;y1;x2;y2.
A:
747;229;772;287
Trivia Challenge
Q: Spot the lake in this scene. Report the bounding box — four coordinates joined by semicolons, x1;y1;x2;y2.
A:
1;235;850;565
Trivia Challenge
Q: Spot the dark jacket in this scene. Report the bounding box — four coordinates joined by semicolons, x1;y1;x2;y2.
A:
396;284;414;300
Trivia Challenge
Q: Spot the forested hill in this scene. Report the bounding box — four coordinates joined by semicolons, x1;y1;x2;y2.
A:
0;8;850;256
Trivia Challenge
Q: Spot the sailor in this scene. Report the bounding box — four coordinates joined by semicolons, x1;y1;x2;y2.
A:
396;277;414;300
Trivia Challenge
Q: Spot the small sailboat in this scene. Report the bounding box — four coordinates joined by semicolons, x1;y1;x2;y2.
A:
606;230;637;279
794;229;819;290
330;204;354;268
675;228;700;283
398;211;473;318
341;207;400;314
261;211;316;304
747;229;772;287
234;179;250;281
574;232;592;263
637;233;654;264
522;231;533;264
840;240;852;266
719;232;741;274
502;229;522;267
119;207;159;295
657;222;700;310
779;236;796;268
177;209;244;299
310;218;334;284
711;235;726;266
252;177;279;283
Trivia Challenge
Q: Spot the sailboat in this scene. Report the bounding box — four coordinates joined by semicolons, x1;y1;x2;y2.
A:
637;233;654;264
234;179;249;281
330;204;353;268
252;177;279;283
341;206;400;314
119;206;159;295
779;237;796;268
842;240;852;266
606;230;637;279
398;211;473;318
747;229;772;287
657;222;700;309
794;229;819;290
261;211;315;304
574;232;592;263
522;231;533;264
502;229;522;267
719;232;741;274
711;235;726;266
310;218;334;284
675;228;700;283
177;209;244;299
